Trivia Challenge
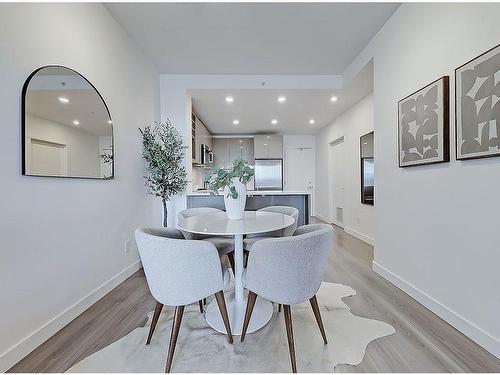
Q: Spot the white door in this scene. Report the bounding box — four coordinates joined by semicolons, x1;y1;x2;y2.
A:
284;148;314;192
330;138;345;227
29;139;67;176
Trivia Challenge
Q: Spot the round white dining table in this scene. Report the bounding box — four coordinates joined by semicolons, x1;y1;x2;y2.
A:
177;210;295;335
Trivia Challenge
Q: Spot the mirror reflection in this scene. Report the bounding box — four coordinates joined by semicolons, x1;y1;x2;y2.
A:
23;66;113;179
360;131;374;205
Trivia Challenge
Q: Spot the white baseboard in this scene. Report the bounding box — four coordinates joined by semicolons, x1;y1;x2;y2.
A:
313;214;331;224
344;227;374;246
372;261;500;359
0;260;142;372
312;217;374;246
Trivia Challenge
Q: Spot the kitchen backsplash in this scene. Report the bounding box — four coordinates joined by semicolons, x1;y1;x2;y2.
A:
191;166;255;192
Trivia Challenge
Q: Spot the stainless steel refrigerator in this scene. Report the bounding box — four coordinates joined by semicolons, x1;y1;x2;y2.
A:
254;159;283;190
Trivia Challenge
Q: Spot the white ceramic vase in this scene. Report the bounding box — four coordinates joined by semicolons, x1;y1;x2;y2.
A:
223;178;247;220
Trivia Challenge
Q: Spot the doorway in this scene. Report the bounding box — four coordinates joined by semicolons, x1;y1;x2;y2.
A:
27;138;68;176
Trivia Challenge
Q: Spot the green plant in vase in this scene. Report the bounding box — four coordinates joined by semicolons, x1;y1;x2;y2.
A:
207;159;254;220
207;159;254;198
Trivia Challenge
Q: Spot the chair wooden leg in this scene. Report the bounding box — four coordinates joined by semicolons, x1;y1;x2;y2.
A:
198;300;204;313
240;291;257;342
283;305;297;373
309;295;327;344
214;291;234;344
203;298;207;305
227;252;235;271
146;301;163;345
278;304;282;312
165;305;184;373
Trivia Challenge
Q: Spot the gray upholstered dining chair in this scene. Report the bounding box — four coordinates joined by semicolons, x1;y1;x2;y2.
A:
240;223;334;373
243;206;299;263
178;208;236;273
135;227;233;373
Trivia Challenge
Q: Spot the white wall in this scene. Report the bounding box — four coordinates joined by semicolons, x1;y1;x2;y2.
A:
346;3;500;357
314;95;374;244
26;114;101;177
0;4;159;370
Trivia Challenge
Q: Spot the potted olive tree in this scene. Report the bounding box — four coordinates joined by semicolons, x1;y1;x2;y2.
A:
140;120;187;227
207;159;254;220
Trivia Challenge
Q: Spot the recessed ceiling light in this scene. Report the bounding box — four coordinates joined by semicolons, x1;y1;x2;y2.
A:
330;96;338;103
58;97;69;103
263;143;268;146
271;119;278;125
240;146;244;149
266;136;271;139
309;119;315;125
73;120;80;126
277;96;286;103
107;120;112;124
225;96;234;103
239;140;243;143
233;119;239;125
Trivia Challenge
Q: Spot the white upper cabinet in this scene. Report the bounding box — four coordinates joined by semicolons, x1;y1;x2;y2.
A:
268;135;283;158
212;138;229;169
212;138;255;169
254;135;283;159
240;138;254;162
254;135;269;159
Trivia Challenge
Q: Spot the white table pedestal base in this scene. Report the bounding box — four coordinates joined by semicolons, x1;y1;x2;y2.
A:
205;297;274;335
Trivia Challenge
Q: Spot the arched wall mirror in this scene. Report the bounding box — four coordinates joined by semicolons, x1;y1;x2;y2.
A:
22;66;114;179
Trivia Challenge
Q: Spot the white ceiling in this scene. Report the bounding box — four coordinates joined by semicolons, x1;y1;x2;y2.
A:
105;3;398;75
26;67;112;136
190;61;373;135
26;90;112;136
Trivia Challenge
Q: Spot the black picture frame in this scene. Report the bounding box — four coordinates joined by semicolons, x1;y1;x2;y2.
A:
397;76;449;167
455;43;500;161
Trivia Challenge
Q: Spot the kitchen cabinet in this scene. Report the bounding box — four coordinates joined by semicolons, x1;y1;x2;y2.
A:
254;135;269;159
240;138;254;162
192;113;212;165
212;138;254;169
230;138;254;163
268;135;283;158
254;135;283;159
212;138;229;169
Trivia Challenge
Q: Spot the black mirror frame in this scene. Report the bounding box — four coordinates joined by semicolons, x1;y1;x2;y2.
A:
21;65;114;180
360;131;374;206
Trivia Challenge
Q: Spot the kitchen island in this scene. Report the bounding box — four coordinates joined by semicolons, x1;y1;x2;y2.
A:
186;191;311;226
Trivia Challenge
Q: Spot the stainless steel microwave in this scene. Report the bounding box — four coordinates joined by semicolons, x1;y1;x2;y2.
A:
200;144;214;165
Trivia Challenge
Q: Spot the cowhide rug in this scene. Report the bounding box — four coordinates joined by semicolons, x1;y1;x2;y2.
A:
67;282;394;372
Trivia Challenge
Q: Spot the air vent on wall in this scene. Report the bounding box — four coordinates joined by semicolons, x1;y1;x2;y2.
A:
336;207;343;223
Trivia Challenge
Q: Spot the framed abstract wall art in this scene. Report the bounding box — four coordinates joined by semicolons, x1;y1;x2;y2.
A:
398;76;449;167
456;43;500;160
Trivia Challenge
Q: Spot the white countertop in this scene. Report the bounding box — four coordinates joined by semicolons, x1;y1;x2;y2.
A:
187;190;311;196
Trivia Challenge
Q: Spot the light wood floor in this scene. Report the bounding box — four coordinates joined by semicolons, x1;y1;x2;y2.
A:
9;220;500;372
